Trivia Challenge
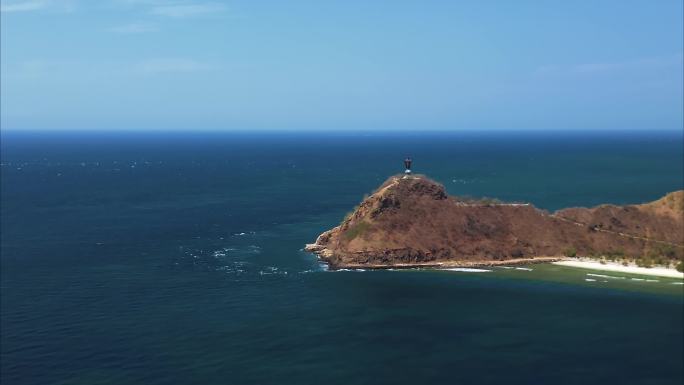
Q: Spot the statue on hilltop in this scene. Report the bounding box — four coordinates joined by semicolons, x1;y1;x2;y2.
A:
404;157;412;175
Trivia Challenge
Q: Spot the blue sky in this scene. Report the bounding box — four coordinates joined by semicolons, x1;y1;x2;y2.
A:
1;0;682;131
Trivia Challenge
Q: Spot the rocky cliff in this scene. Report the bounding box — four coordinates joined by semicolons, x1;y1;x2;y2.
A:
305;175;684;269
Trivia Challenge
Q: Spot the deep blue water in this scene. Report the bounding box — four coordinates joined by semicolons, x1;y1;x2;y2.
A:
1;130;683;385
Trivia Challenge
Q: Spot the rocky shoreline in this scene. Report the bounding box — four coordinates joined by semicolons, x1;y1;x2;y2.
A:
303;244;565;270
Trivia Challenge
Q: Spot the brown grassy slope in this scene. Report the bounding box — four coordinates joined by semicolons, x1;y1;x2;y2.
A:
639;190;684;218
555;190;684;246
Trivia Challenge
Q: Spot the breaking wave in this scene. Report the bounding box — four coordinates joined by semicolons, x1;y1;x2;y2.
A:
444;268;492;273
587;273;626;280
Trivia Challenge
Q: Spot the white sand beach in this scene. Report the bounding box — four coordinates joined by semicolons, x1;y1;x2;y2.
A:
553;259;684;279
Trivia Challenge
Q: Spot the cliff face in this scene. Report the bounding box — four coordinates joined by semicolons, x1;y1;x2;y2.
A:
305;175;684;269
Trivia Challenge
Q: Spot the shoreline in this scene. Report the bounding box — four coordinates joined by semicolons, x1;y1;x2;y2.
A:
552;259;684;279
322;256;564;271
306;245;683;278
318;255;684;279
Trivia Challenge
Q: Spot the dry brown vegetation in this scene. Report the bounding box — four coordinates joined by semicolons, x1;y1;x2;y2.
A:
306;175;684;269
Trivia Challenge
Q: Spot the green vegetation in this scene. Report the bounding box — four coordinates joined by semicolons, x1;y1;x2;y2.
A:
344;221;371;241
603;248;625;258
638;244;682;268
584;246;683;269
651;244;676;259
677;261;684;273
563;247;577;258
636;258;653;268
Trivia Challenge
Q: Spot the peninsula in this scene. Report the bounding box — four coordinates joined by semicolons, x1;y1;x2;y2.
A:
305;175;684;272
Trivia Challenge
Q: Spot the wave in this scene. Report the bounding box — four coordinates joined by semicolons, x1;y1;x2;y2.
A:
444;268;492;273
332;268;366;272
587;273;626;280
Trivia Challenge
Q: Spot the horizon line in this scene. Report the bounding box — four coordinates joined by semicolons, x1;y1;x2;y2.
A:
1;127;683;134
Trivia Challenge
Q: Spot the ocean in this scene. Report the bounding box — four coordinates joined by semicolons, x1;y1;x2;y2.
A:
1;130;683;385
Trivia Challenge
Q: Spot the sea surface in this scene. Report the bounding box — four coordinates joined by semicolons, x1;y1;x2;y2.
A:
1;130;683;385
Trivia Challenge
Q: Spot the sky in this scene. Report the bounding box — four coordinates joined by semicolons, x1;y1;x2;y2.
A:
1;0;683;131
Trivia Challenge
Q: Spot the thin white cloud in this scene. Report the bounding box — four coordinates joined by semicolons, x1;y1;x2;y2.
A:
574;53;683;73
138;58;214;73
109;23;158;34
150;2;226;18
1;0;48;12
536;53;684;75
1;0;76;13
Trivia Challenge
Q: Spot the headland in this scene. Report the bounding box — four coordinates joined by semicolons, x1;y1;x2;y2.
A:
305;175;684;274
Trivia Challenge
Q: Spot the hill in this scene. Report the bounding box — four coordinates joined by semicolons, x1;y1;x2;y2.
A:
305;175;684;269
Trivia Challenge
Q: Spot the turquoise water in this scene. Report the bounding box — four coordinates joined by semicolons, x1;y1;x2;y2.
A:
1;131;683;385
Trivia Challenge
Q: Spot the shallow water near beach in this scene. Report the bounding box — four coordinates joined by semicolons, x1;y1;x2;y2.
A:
2;131;683;385
447;263;684;296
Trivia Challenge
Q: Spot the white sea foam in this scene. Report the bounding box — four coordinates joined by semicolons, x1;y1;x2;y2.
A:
587;273;626;280
515;267;533;271
585;278;597;282
631;278;645;281
444;268;492;273
671;282;684;285
499;266;514;269
333;268;367;272
259;266;288;275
